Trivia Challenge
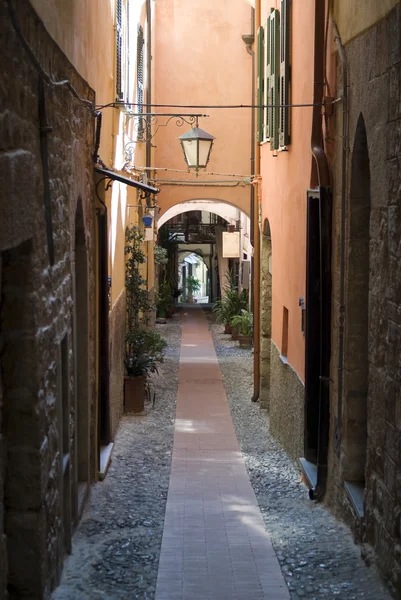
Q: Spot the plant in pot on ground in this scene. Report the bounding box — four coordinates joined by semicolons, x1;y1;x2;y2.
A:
125;225;167;412
230;309;253;349
186;275;201;303
213;272;248;334
155;281;173;319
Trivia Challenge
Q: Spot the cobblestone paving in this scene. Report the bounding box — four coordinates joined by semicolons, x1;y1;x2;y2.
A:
53;312;393;600
209;319;392;600
52;318;181;600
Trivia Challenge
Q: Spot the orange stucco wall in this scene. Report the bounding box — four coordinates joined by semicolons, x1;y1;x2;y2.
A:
260;0;315;381
153;0;253;219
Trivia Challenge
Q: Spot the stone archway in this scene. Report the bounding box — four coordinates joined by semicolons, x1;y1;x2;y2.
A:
74;200;89;515
260;219;272;409
158;201;253;304
342;114;371;490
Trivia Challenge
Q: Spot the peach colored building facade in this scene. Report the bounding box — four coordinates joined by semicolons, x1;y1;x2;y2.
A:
153;0;253;222
257;0;317;460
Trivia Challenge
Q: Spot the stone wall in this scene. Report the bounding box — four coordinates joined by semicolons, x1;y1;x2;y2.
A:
328;5;401;596
0;0;96;597
269;342;305;461
109;289;126;439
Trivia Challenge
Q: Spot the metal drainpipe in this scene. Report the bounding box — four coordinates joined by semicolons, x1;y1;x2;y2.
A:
243;9;255;313
252;0;261;403
146;0;152;175
332;19;348;455
310;0;331;497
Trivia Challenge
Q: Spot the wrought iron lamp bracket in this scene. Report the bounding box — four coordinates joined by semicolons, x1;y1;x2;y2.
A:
124;112;207;162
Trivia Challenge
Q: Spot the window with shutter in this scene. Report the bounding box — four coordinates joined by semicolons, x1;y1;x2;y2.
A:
269;9;280;151
137;25;144;137
263;16;270;140
116;0;123;100
279;0;291;147
137;25;144;113
257;26;264;143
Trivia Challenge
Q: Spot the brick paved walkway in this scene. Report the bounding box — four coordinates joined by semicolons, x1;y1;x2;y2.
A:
155;309;289;600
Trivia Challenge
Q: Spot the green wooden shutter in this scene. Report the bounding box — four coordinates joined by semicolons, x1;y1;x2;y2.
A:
257;26;264;143
116;0;123;100
137;25;144;113
269;9;280;150
279;0;291;147
263;17;270;140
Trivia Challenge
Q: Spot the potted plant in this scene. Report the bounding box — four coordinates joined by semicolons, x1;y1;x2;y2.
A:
231;310;253;349
186;275;201;303
213;298;233;333
124;354;158;412
213;272;248;333
155;281;173;319
125;225;167;413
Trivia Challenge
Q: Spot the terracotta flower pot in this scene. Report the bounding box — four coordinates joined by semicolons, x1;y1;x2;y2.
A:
231;326;239;341
238;334;252;349
124;376;146;413
224;323;232;334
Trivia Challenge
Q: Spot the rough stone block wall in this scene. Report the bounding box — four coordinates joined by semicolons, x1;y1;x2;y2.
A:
109;289;126;439
0;0;97;597
328;6;401;596
0;256;6;600
269;342;305;460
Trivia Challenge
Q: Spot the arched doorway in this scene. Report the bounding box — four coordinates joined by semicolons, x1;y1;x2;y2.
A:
158;203;252;306
342;114;371;502
178;251;209;303
74;200;89;515
1;240;44;595
260;219;272;409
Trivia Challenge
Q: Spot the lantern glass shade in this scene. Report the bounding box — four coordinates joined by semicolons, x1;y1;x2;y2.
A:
179;127;215;170
142;214;153;227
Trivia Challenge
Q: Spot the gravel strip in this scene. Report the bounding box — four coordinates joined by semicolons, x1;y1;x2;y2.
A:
208;317;391;600
52;317;181;600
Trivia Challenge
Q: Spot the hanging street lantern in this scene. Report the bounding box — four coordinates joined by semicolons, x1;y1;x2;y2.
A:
179;124;215;174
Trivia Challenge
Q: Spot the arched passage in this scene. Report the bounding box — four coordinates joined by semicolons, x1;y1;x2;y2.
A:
342;114;371;489
158;202;252;304
158;198;250;229
260;219;272;409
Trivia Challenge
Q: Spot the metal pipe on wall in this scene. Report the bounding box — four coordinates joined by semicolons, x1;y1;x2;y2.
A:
252;0;261;403
309;0;332;499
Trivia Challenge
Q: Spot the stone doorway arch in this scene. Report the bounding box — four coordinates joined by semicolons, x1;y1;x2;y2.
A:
74;199;90;516
342;113;371;495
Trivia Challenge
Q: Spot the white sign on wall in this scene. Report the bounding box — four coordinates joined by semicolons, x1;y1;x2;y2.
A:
222;232;240;258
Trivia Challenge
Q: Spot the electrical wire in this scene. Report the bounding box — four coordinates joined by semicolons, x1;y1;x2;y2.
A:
8;0;340;118
7;0;96;114
126;166;253;178
95;100;341;111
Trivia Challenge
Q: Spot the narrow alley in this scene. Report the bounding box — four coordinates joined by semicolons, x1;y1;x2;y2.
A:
53;309;391;600
2;1;401;598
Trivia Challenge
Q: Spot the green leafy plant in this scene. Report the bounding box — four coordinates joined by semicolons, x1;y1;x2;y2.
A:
125;225;152;330
124;354;159;378
155;282;173;314
125;225;166;378
186;275;201;296
154;244;168;266
230;310;253;336
213;272;248;325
